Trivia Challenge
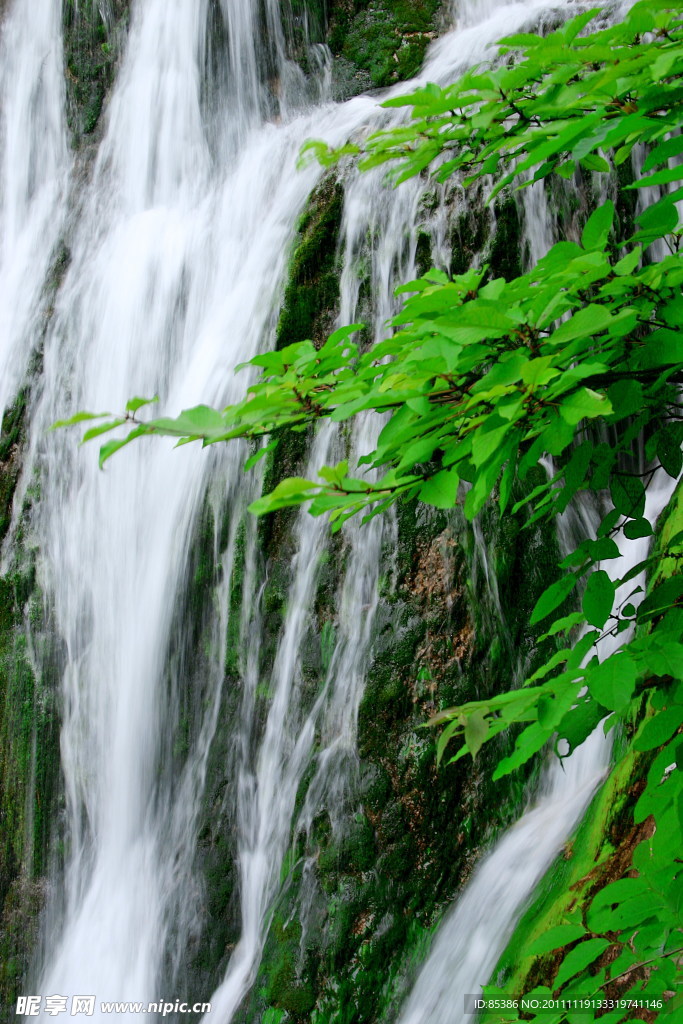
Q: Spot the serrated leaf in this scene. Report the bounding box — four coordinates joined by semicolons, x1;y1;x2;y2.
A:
582;570;615;629
528;924;587;956
125;395;159;414
587;652;638;711
554;938;610;989
51;410;111;430
530;575;578;625
581;201;614;250
464;708;489;759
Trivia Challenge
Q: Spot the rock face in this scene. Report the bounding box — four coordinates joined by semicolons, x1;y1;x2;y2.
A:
324;0;445;94
0;388;61;1012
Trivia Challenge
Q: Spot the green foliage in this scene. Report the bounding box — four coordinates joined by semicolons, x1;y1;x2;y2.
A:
60;2;683;1017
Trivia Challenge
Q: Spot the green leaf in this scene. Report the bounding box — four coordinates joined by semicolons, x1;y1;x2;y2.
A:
243;438;277;472
51;410;111;430
581;201;614;250
582;570;615;629
419;468;459;509
99;425;150;468
471;422;510;468
606;379;643;420
638;576;683;624
248;477;318;516
149;405;227;438
610;474;646;519
633;193;679;242
643;133;683;171
554;938;610;989
539;611;586;640
634;706;683;752
657;424;683;479
125;395;159;414
613;247;641;276
528;924;587;956
623;518;653;540
560;388;612;426
530;575;578;625
81;418;127;443
464;708;489;759
550;307;614;349
436;718;462;766
559;694;608;754
579;153;610;174
587;652;638;711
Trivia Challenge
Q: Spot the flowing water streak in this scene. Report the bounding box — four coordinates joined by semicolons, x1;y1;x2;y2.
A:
0;0;68;421
29;0;376;1014
209;425;342;1021
295;157;426;839
209;132;429;1020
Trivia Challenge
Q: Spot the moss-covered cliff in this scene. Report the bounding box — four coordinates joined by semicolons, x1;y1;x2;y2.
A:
0;391;61;1013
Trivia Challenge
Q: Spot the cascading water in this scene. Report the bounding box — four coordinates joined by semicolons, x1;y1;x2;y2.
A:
0;0;68;420
24;1;376;1015
0;0;654;1021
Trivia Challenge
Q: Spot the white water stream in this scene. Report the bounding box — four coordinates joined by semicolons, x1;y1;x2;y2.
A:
0;0;652;1021
0;0;68;421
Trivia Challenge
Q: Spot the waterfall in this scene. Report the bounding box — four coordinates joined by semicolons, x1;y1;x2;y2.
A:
0;0;652;1021
25;1;375;1013
0;0;68;421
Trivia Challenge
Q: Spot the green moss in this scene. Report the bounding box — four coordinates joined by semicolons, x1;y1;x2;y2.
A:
488;194;526;282
0;388;60;1010
0;392;25;544
259;914;317;1018
276;177;344;352
62;0;128;141
327;1;443;88
450;201;491;276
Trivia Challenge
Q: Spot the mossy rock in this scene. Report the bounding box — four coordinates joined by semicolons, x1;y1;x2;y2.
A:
62;0;128;141
262;916;317;1017
0;394;61;1012
327;1;443;89
276;177;345;352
